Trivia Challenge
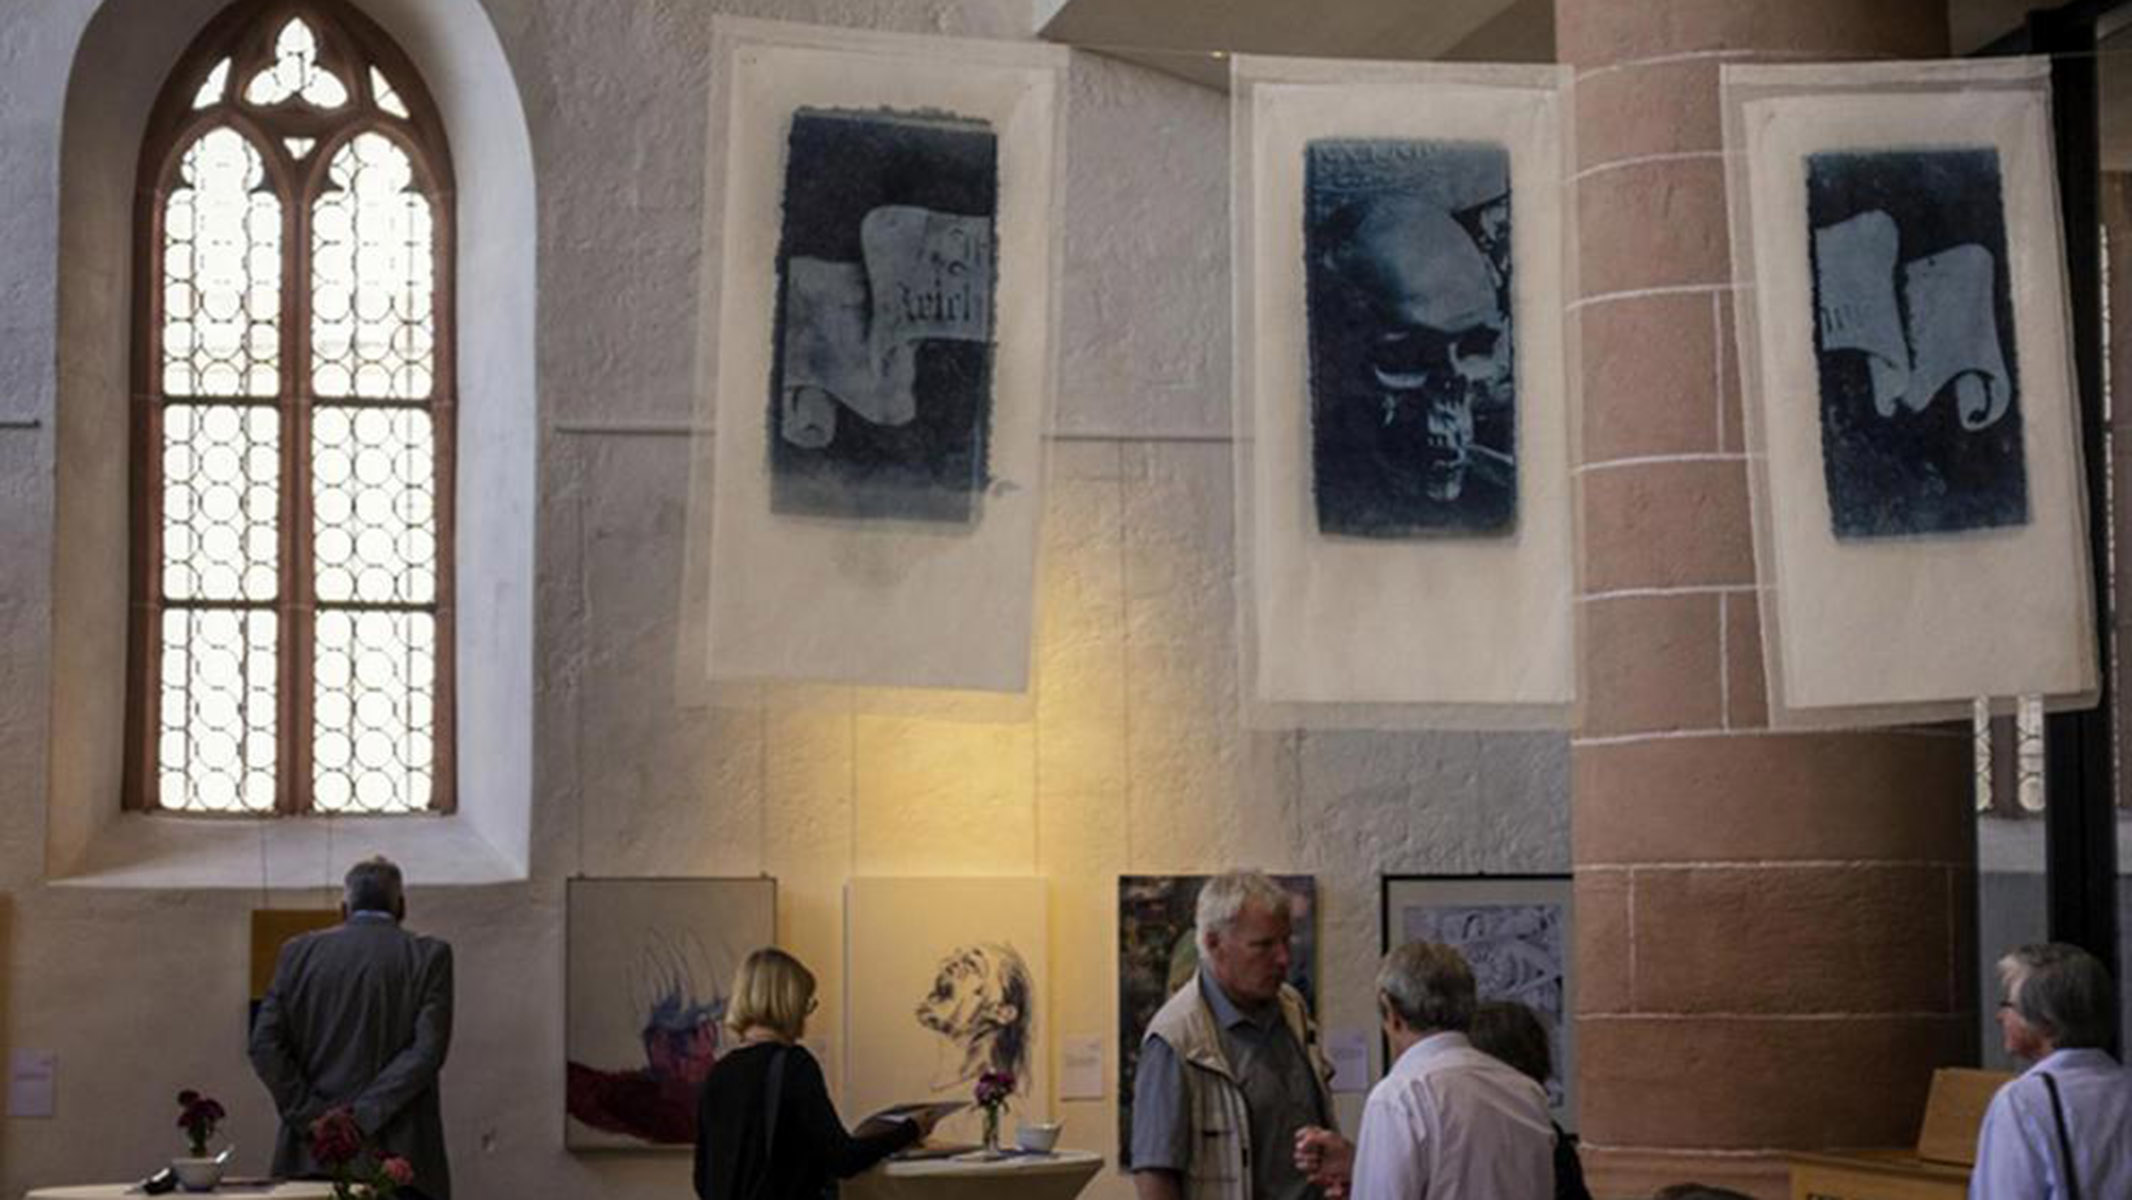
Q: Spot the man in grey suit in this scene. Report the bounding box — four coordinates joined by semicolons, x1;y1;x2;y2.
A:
250;856;454;1199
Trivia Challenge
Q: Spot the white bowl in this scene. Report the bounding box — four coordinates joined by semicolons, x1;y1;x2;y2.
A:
171;1156;225;1192
1015;1121;1062;1153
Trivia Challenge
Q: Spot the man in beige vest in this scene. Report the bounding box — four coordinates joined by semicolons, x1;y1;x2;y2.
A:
1131;871;1338;1200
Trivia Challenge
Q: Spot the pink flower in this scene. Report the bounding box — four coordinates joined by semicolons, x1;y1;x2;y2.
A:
381;1157;414;1186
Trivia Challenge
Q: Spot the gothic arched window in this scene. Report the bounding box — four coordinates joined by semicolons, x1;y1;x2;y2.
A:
129;1;455;815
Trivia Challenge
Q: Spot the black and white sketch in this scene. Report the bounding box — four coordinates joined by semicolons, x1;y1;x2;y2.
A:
1305;139;1516;537
771;107;998;524
1384;874;1572;1123
915;942;1032;1095
1807;148;2026;538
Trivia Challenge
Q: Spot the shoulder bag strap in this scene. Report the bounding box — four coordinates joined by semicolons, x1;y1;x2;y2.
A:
2040;1071;2081;1200
762;1047;789;1161
740;1047;789;1200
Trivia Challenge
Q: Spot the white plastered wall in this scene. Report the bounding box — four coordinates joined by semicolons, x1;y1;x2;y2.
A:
0;2;1569;1197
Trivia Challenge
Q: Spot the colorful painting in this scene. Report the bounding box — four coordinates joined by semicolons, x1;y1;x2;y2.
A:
1116;874;1318;1165
565;877;776;1150
1383;874;1572;1126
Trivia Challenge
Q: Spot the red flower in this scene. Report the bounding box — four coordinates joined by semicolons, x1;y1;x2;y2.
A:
381;1157;414;1186
309;1107;365;1167
974;1070;1016;1108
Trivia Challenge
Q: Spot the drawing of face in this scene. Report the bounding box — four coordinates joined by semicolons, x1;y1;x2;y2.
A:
915;943;1032;1088
1329;193;1513;503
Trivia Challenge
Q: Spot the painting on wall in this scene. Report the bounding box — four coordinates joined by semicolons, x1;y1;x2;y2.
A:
689;19;1066;693
845;877;1046;1145
1723;59;2095;725
1807;148;2025;538
1305;140;1515;537
565;877;776;1150
1382;875;1572;1126
772;108;997;525
1116;874;1318;1166
248;909;340;1031
1232;57;1574;722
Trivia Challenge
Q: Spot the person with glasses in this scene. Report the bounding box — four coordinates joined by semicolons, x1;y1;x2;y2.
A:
693;947;942;1199
1972;942;2132;1199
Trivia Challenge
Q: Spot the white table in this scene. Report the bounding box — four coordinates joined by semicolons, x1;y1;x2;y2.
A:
845;1149;1104;1200
28;1183;335;1199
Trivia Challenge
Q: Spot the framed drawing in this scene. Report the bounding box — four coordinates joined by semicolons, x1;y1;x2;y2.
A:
248;908;339;1031
1231;56;1576;727
565;877;776;1150
1723;59;2097;725
1381;874;1572;1128
1115;874;1318;1166
687;19;1067;693
845;877;1047;1146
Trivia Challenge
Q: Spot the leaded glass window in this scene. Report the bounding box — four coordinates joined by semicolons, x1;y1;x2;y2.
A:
130;0;454;815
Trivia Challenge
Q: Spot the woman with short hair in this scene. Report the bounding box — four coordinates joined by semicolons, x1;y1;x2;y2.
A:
694;947;939;1199
1971;942;2132;1199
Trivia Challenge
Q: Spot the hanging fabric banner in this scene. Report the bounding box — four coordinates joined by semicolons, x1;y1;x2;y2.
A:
1231;56;1578;728
684;19;1066;694
1722;58;2096;727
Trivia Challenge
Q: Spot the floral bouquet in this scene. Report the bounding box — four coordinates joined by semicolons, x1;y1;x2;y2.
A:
176;1090;226;1157
973;1070;1015;1153
309;1108;415;1200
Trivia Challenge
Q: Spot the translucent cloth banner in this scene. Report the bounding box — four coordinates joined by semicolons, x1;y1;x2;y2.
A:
684;19;1066;695
1722;59;2097;727
1231;56;1578;729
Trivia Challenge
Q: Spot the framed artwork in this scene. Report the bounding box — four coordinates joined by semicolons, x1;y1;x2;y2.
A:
1115;874;1318;1166
687;18;1067;693
564;877;776;1150
844;877;1047;1145
1381;874;1572;1128
1231;56;1575;725
1723;59;2097;725
248;908;340;1031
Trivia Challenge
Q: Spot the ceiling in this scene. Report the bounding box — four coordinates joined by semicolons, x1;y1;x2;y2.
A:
1036;0;2057;91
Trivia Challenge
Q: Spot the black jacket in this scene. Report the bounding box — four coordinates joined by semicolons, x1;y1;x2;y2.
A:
694;1043;918;1199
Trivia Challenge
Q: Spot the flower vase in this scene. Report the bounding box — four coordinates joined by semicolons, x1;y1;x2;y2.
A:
981;1106;1002;1156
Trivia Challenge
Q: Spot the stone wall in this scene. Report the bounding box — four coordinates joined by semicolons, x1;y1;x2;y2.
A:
0;2;1569;1197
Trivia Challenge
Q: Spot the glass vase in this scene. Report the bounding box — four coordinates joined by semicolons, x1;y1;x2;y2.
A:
981;1105;1001;1155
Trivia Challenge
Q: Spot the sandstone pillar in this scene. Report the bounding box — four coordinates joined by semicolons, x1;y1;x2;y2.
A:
1560;3;1976;1195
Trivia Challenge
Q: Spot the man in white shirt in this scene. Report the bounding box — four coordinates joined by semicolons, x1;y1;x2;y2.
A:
1314;941;1554;1200
1970;942;2132;1199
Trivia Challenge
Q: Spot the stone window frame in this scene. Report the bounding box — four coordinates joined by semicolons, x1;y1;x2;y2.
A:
126;0;457;817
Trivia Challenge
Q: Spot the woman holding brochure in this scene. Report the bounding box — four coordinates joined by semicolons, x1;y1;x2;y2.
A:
695;947;946;1199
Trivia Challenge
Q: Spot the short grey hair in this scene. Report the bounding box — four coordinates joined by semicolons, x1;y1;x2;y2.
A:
1998;942;2116;1050
1377;941;1476;1033
343;855;405;915
1195;870;1293;953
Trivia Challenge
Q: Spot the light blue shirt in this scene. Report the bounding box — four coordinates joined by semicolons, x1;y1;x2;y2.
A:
1971;1048;2132;1200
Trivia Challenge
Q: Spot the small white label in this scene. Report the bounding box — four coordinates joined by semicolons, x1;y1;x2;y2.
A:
1058;1034;1104;1100
1325;1029;1371;1094
8;1049;56;1118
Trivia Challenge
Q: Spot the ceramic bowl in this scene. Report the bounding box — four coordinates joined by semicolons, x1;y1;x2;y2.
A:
171;1156;225;1192
1015;1121;1063;1153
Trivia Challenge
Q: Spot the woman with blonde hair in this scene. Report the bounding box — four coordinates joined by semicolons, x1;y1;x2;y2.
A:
693;947;940;1199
